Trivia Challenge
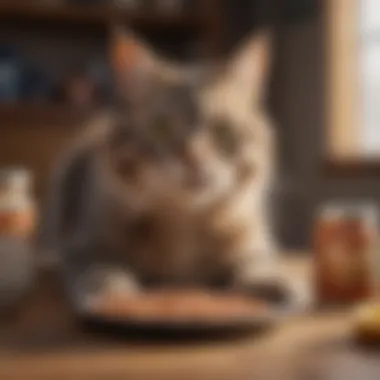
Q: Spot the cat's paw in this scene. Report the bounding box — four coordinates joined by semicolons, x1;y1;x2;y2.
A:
83;265;140;297
235;276;288;304
235;274;313;311
275;275;313;311
102;269;140;296
79;266;140;311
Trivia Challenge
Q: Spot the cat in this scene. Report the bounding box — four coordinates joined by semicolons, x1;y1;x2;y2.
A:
39;29;310;310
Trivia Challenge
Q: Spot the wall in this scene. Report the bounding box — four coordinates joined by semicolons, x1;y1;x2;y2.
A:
227;1;380;250
270;8;325;249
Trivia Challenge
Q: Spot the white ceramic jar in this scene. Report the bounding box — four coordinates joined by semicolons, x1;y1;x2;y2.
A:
0;168;36;311
0;168;36;239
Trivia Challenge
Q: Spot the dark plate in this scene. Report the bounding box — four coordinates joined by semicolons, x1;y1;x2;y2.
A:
75;294;296;334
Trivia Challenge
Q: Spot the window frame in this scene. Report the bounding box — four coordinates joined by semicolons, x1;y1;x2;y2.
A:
327;0;360;161
325;0;380;176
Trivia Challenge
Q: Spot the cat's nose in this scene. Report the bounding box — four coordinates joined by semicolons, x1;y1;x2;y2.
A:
186;168;211;188
179;143;212;188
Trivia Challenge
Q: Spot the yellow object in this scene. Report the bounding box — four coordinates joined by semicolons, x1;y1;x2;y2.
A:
353;303;380;341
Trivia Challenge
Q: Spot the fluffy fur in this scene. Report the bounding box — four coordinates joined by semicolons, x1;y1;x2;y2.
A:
40;30;308;308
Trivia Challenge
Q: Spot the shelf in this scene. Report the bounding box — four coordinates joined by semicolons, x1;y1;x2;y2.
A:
325;159;380;177
0;1;201;29
0;103;95;127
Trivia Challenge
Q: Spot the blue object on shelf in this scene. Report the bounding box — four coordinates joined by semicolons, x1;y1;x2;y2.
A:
21;66;53;102
0;46;23;102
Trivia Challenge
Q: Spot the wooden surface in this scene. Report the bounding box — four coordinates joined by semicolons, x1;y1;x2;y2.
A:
325;159;380;177
0;260;379;380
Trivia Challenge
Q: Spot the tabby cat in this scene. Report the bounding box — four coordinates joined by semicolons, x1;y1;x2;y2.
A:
40;30;309;310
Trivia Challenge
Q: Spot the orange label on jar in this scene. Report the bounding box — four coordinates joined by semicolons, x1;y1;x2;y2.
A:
0;207;36;239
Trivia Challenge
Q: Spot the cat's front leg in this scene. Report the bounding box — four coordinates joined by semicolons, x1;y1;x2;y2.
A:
62;235;141;311
83;265;140;297
73;265;141;312
232;240;312;309
67;264;140;310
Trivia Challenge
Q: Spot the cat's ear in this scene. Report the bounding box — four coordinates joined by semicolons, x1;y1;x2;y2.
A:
225;30;272;105
109;27;160;100
110;27;156;76
109;27;185;96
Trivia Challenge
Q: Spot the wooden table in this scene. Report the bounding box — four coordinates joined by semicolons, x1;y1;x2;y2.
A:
0;261;379;380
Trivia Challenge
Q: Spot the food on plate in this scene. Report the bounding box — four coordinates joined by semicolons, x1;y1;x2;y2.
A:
87;289;269;324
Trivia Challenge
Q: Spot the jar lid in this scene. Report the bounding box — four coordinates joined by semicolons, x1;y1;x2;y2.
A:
319;201;378;224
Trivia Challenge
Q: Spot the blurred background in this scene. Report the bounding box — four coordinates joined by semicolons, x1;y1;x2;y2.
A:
0;0;377;252
2;2;380;378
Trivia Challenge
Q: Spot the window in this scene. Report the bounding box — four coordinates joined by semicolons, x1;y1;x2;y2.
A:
360;0;380;155
328;0;380;160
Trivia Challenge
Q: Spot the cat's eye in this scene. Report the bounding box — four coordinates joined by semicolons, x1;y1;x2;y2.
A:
212;119;239;156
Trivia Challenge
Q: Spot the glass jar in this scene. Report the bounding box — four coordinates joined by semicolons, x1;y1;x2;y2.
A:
314;203;378;306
